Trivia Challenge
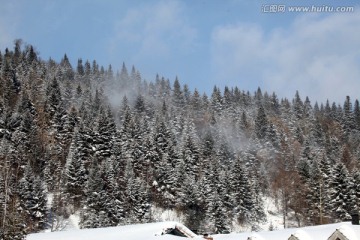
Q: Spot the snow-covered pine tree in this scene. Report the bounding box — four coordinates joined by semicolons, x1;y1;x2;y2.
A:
180;173;205;234
180;117;201;180
59;54;74;81
94;105;116;159
18;162;47;232
0;166;6;233
353;170;360;211
63;136;87;210
293;91;304;120
329;162;352;221
210;192;231;234
354;99;360;130
343;96;354;138
80;161;101;229
124;159;151;224
319;155;333;216
172;77;184;108
254;104;268;140
80;154;122;228
44;77;62;125
306;159;325;224
230;157;254;224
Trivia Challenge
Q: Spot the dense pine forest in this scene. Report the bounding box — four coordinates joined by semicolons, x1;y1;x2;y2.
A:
0;40;360;239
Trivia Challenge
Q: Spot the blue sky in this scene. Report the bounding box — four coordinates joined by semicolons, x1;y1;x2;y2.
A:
1;0;359;105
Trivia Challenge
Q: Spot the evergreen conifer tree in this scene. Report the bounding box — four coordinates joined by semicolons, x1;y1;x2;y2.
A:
354;99;360;130
255;104;268;139
64;139;87;209
329;163;352;221
18;163;47;232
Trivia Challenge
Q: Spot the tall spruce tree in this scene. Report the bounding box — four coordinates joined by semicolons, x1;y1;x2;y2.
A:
329;163;352;221
255;104;268;139
354;99;360;130
18;163;47;232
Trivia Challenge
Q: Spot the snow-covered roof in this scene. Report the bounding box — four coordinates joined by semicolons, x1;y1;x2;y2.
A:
288;229;311;240
246;232;266;240
214;222;360;240
328;224;360;240
26;222;200;240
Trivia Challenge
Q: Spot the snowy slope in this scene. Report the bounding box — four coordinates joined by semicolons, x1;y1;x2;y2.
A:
213;222;358;240
336;224;360;240
26;222;201;240
27;221;360;240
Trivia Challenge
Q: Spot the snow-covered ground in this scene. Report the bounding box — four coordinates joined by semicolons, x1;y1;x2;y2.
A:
26;221;200;240
214;222;357;240
259;196;286;231
26;221;360;240
27;197;360;240
26;196;290;239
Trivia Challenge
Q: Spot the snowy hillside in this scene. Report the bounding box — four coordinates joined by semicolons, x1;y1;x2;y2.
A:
26;222;200;240
26;197;360;240
216;222;360;240
27;221;360;240
2;40;360;239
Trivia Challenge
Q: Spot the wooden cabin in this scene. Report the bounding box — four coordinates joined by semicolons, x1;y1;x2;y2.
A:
327;225;360;240
328;229;350;240
203;233;213;240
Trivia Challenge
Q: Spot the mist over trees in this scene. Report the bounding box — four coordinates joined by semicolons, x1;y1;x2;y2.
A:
1;40;360;239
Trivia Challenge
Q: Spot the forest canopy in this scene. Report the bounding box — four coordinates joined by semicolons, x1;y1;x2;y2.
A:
0;40;360;239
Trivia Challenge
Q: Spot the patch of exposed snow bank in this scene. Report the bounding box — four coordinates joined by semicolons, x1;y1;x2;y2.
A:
68;213;80;230
338;224;360;240
27;222;199;240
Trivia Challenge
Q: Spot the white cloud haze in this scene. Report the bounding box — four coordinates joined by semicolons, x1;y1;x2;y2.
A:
0;1;359;106
110;1;197;62
0;2;20;50
211;12;360;104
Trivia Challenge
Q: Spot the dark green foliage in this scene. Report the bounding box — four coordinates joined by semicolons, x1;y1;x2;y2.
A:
59;54;74;80
329;163;353;220
212;193;231;234
77;58;84;76
125;166;151;223
255;104;268;139
353;171;360;211
230;157;256;224
45;77;62;121
343;96;354;132
354;100;360;130
64;128;91;209
18;163;47;232
172;77;184;108
293;91;304;119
